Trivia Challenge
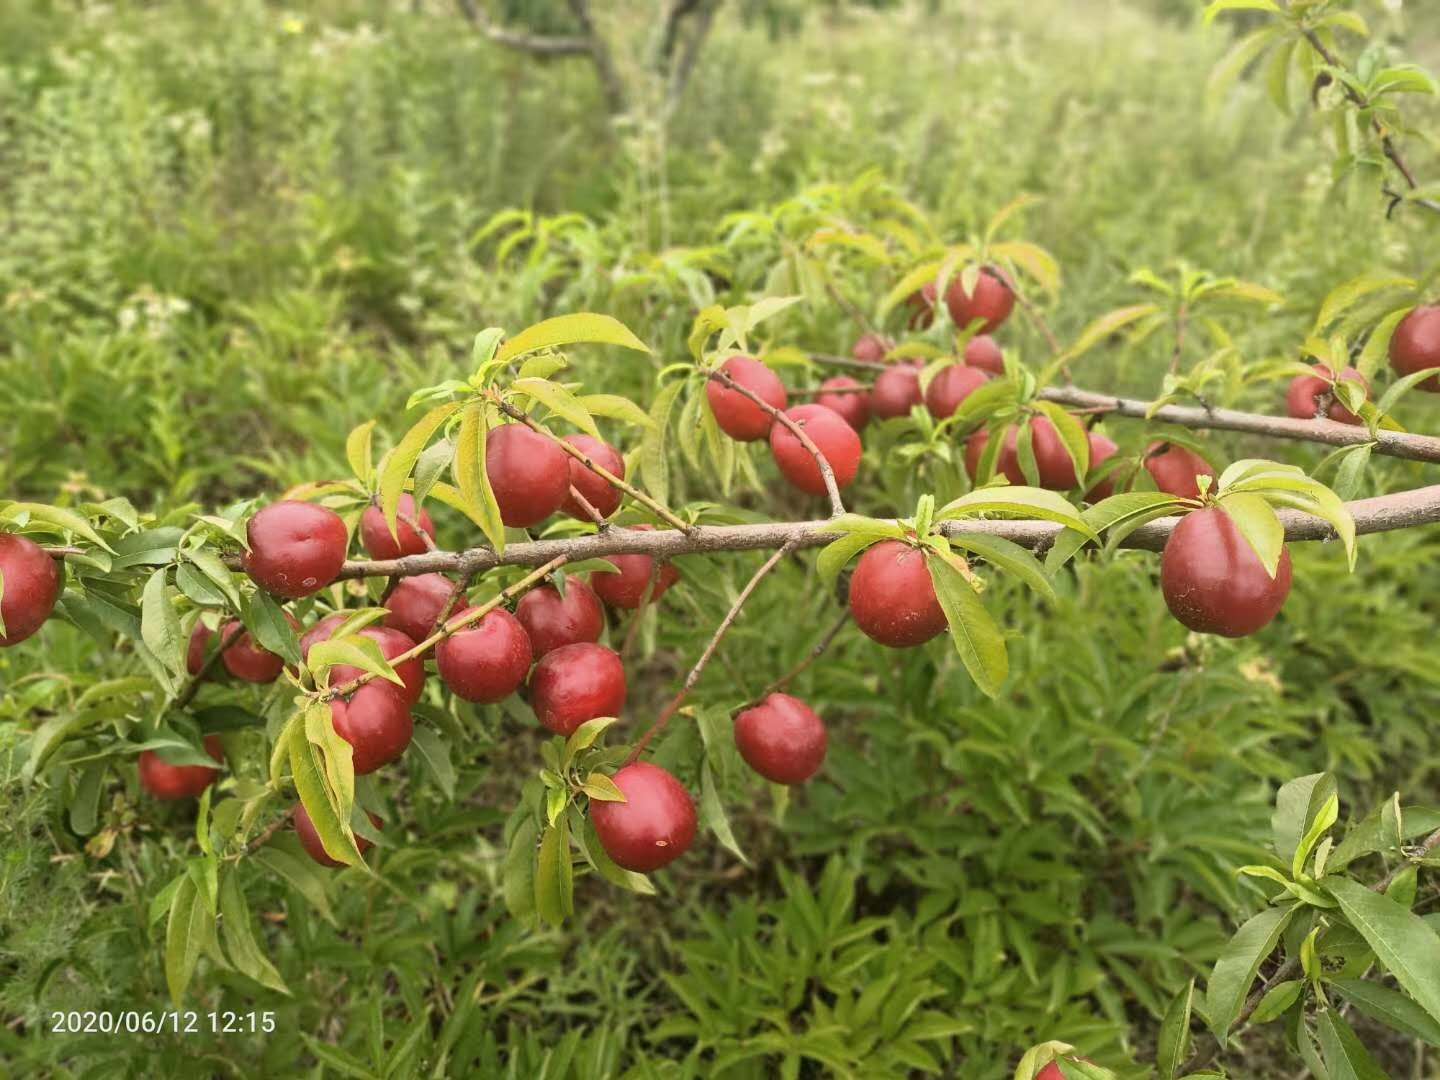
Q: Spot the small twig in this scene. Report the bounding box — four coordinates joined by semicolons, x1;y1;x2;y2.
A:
43;546;85;558
1300;28;1430;202
822;273;876;335
240;806;297;857
790;384;870;400
1013;289;1067;378
398;508;438;552
567;485;609;528
707;369;846;517
625;540;798;765
432;568;479;639
756;609;851;701
809;351;887;372
490;393;693;533
323;556;567;700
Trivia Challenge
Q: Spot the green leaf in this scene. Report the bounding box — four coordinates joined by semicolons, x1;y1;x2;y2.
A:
1292;792;1340;879
290;723;361;867
1315;1008;1390;1080
1358;306;1412;379
1204;905;1295;1042
379;402;462;542
816;531;884;586
496;313;649;364
452;401;505;553
303;700;355;835
1251;979;1304;1024
218;870;288;994
346;420;377;489
164;874;209;1006
1332;979;1440;1046
640;380;686;506
1045;491;1187;570
577;393;655;429
1376;364;1440;417
184;548;242;609
1205;25;1286;113
1203;0;1282;26
564;716;620;768
503;814;539;922
243;590;301;667
1216;491;1285;578
700;762;749;865
307;637;402;690
2;502;115;552
938;486;1095;537
141;568;186;680
467;326;508;385
879;260;943;318
1327;878;1440;1027
1156;978;1194;1080
510;377;601;440
947;533;1056;602
1315;276;1414;334
1274;774;1337;869
579;817;655;895
927;554;1008;698
1058;304;1161;362
535;817;573;927
408;726;455;800
581;772;626;802
1032;402;1090;479
251;843;337;926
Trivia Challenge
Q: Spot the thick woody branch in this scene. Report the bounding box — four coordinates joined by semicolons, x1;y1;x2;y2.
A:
1039;385;1440;464
316;484;1440;581
707;368;847;517
625;539;799;765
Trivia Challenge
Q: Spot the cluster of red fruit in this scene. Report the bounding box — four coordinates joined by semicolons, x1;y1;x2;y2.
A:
1282;304;1440;423
123;435;829;873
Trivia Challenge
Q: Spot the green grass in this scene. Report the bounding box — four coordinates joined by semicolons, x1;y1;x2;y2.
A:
4;1;1440;1076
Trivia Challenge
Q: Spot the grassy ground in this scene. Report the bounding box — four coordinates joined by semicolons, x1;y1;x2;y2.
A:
3;1;1440;1076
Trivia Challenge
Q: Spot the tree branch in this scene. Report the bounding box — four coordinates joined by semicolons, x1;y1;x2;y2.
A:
1039;385;1440;464
251;484;1440;583
624;538;798;765
566;0;627;114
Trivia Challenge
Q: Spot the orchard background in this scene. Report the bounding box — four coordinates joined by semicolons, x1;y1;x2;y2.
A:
5;1;1440;1077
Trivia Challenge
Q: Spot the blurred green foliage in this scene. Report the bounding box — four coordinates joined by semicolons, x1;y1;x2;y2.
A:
3;0;1440;1076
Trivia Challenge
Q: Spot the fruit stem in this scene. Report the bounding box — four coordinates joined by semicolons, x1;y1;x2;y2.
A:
706;368;848;518
488;393;694;533
624;539;799;765
321;555;568;701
